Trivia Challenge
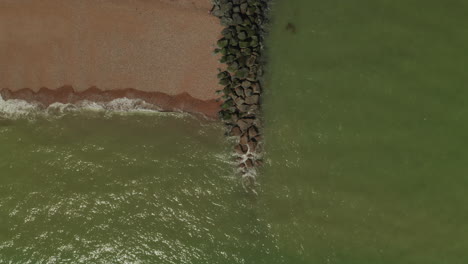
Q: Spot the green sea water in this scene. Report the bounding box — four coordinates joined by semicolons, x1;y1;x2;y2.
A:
261;0;468;263
1;0;468;263
0;111;280;263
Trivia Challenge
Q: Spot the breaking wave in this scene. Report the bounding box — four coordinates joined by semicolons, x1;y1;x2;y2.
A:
0;95;190;120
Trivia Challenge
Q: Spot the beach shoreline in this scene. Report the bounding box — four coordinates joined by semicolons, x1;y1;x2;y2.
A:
0;0;222;117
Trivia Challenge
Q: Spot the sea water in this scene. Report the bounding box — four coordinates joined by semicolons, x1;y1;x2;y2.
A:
260;0;468;263
0;98;281;263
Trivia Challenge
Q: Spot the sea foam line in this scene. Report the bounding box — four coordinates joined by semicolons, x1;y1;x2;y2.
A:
0;95;189;120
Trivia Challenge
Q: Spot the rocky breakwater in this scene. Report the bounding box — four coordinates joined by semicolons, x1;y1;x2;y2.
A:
211;0;269;190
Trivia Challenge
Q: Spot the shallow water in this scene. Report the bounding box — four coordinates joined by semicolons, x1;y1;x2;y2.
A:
0;108;281;263
261;0;468;263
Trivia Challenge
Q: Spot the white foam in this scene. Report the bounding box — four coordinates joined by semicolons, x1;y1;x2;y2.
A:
0;95;170;120
0;95;41;119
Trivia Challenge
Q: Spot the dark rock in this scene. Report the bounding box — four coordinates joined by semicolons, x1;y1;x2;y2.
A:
235;68;249;78
254;159;264;167
242;48;252;56
230;126;242;137
239;163;246;169
232;13;243;25
227;62;239;72
226;55;236;63
246;6;255;16
250;39;259;47
241;80;251;88
237;119;250;131
248;126;258;138
239;41;250;49
234;87;245;97
221;17;233;26
220;2;233;13
219;78;231;86
246;73;257;81
238;31;247;40
234;96;245;106
240;2;248;13
221;99;234;109
245;159;254;168
217;71;229;79
245;94;259;105
240;133;249;145
251;82;261;93
257;66;263;77
212;9;223;17
248;104;259;112
246;56;256;67
242;117;255;125
220;48;227;55
244;88;254;97
237;104;249;112
247;141;257;152
234;144;248;155
230;38;238;46
217;39;228;48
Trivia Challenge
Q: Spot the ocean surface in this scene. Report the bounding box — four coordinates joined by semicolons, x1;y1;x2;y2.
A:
1;0;468;263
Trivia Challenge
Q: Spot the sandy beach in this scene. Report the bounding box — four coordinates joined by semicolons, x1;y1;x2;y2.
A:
0;0;222;117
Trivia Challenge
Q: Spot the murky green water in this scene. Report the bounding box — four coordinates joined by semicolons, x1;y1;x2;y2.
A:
1;0;468;263
0;112;280;263
261;0;468;263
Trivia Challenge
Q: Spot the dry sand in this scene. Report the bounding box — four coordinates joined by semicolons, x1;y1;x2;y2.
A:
0;0;223;117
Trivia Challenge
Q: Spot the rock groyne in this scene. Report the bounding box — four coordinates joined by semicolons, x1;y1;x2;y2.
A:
211;0;270;189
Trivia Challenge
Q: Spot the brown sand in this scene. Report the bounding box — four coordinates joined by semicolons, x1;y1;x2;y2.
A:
0;0;222;117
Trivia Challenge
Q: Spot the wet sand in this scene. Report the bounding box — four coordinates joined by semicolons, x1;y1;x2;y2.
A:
0;0;222;117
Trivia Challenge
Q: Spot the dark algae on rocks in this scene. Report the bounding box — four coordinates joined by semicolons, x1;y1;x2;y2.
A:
211;0;270;191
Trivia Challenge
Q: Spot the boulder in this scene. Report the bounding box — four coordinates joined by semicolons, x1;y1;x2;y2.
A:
248;104;259;112
229;126;242;137
240;2;248;13
217;39;229;48
246;56;256;67
237;119;250;131
242;117;255;125
254;135;262;142
254;159;264;167
234;97;245;106
240;133;249;145
235;87;245;97
237;104;249;112
245;159;254;168
241;80;251;88
245;94;259;105
239;41;250;49
235;68;249;78
238;31;247;40
248;126;258;138
232;13;243;25
247;140;257;152
227;62;239;72
234;144;248;154
244;88;254;97
251;82;261;93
